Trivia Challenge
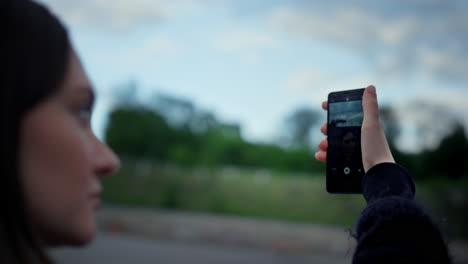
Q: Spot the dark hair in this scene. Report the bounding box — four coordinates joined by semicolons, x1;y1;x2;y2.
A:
2;0;71;263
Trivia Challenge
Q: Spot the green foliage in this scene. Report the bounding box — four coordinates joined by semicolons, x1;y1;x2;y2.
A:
106;108;173;159
416;177;468;238
283;107;320;148
105;93;467;181
394;124;468;181
422;124;468;179
105;105;323;174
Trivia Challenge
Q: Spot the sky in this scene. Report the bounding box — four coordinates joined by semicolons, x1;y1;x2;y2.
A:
39;0;468;153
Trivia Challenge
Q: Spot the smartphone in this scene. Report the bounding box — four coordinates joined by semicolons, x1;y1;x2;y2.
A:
327;88;365;193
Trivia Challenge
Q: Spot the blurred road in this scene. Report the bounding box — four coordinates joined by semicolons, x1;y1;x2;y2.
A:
50;206;468;264
50;233;350;264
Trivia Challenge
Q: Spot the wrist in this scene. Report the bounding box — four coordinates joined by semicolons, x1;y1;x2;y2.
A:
364;157;395;173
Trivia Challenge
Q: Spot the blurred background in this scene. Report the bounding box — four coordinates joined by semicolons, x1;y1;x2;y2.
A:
42;0;468;263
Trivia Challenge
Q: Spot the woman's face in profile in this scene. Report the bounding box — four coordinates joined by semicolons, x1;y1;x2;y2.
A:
19;50;120;246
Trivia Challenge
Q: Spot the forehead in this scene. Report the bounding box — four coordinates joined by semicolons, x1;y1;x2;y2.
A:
62;51;93;95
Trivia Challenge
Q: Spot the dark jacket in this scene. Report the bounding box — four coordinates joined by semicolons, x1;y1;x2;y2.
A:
353;163;451;263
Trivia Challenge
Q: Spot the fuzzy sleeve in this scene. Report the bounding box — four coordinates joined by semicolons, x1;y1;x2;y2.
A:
352;163;451;264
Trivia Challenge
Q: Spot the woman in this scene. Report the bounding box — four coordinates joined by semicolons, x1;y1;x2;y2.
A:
3;0;119;263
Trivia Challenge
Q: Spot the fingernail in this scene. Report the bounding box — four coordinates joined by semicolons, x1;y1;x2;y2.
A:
367;85;376;95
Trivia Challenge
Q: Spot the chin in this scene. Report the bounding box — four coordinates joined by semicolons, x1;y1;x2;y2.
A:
71;207;99;246
72;221;97;246
47;219;97;247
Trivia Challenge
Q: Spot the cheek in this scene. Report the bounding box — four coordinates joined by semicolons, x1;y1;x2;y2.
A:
20;108;97;245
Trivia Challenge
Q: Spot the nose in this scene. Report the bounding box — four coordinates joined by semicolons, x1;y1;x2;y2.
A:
93;135;120;178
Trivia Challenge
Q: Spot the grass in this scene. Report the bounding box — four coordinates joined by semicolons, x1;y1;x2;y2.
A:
416;178;468;239
102;159;468;239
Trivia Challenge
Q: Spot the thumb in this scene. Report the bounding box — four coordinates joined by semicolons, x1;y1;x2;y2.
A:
360;85;394;172
362;85;379;127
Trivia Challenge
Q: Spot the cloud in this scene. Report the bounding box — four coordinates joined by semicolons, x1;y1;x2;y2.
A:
211;29;281;64
268;6;415;52
394;89;468;152
39;0;468;83
267;1;468;84
213;30;279;53
39;0;202;32
285;69;328;93
282;68;377;105
139;34;182;57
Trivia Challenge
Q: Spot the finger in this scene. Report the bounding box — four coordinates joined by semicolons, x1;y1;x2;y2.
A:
320;122;327;135
318;138;328;151
360;85;395;172
362;85;379;124
315;151;327;162
322;101;328;110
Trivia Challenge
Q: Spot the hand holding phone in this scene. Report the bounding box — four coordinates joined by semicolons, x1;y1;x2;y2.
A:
315;85;395;193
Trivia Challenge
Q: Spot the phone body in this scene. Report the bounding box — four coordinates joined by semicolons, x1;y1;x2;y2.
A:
327;88;365;193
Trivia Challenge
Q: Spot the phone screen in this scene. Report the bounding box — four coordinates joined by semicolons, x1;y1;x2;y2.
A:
327;88;365;193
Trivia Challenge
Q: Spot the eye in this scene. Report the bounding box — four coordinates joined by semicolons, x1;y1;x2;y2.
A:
77;104;93;125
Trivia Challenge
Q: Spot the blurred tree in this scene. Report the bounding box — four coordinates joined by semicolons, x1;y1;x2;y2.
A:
423;123;468;180
408;101;462;150
105;107;173;160
105;90;325;173
379;106;400;147
153;94;195;129
189;111;218;134
283;107;320;149
378;105;410;167
113;79;139;107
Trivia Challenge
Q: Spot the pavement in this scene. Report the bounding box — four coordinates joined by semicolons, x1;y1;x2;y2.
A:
50;233;350;264
50;205;468;264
